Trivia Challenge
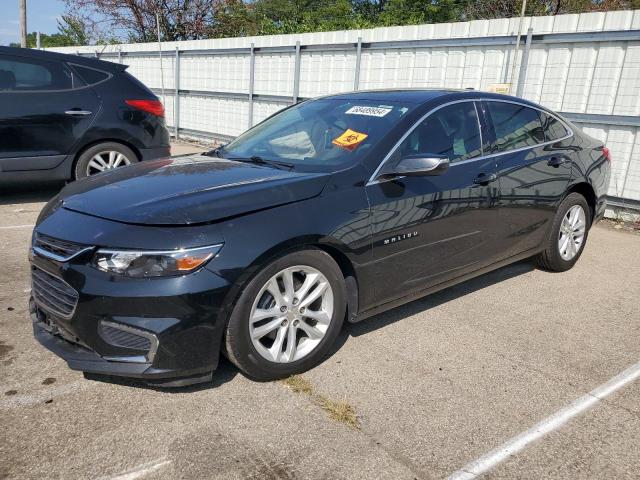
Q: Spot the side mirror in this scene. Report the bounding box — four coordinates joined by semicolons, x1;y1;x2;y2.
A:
393;154;450;177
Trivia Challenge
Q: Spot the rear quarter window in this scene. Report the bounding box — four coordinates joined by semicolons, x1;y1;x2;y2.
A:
540;112;570;141
71;65;110;85
486;101;545;153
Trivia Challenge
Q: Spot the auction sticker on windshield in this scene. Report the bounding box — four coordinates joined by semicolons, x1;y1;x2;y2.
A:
332;129;368;150
345;105;393;117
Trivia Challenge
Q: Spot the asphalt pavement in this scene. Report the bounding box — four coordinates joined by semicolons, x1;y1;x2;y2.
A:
1;176;638;479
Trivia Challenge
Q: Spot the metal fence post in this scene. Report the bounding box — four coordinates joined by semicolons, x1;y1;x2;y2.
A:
353;36;362;91
174;47;180;138
293;41;301;103
515;28;533;98
248;43;255;128
117;48;122;64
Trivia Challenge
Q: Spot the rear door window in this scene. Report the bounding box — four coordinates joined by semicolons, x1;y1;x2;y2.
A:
0;54;74;91
396;101;483;164
539;112;569;142
486;101;545;153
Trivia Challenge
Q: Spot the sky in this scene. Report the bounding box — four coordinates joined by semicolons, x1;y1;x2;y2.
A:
0;0;66;45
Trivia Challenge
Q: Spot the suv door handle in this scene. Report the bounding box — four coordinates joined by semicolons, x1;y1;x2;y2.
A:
473;172;497;185
65;110;92;116
547;156;567;167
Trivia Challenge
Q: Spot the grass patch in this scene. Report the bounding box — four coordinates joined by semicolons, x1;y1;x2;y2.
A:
281;374;313;395
319;397;359;428
281;375;359;429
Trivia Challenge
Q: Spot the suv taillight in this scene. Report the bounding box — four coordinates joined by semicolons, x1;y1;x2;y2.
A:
602;146;612;163
125;99;165;117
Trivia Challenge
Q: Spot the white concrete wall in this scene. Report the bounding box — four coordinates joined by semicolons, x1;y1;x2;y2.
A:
51;10;640;202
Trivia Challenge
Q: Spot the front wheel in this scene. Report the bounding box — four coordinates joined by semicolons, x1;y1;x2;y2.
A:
536;192;591;272
224;249;347;381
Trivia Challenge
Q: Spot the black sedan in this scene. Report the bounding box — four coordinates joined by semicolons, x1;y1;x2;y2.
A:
29;90;611;386
0;46;170;183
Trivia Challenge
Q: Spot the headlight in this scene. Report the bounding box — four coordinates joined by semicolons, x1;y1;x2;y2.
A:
92;244;223;277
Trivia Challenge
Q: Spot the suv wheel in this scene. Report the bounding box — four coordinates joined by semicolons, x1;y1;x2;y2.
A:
536;192;591;272
225;249;347;381
74;142;138;180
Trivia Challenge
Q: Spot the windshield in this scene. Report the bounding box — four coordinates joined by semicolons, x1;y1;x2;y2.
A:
221;98;416;170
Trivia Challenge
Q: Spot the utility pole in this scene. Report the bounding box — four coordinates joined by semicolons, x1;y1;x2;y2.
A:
509;0;527;95
19;0;27;47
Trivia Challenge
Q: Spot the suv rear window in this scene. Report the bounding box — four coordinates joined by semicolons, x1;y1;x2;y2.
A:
72;65;110;85
486;101;545;153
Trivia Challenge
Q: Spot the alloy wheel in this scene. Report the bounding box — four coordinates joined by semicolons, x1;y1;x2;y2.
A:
558;204;586;261
86;151;131;176
249;265;334;363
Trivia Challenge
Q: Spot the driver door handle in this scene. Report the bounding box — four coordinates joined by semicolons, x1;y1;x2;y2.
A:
65;110;92;116
473;172;497;185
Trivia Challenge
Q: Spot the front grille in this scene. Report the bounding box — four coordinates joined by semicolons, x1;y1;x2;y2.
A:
98;323;152;351
33;233;92;261
31;267;79;319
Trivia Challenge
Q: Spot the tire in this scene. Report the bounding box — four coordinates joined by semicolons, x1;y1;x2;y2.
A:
74;142;138;180
536;192;591;272
225;249;347;381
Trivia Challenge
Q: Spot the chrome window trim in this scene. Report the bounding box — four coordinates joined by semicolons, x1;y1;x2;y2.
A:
366;97;574;186
100;320;159;364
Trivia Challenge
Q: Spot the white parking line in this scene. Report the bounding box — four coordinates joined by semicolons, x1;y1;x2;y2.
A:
448;360;640;480
101;458;172;480
0;224;34;230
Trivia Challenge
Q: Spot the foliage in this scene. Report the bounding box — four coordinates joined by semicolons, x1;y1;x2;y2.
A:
58;0;640;45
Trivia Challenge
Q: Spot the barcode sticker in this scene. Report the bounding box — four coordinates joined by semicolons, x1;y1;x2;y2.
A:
345;106;393;117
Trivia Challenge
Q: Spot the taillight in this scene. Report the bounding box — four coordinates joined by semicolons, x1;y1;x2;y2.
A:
125;99;165;117
602;146;612;163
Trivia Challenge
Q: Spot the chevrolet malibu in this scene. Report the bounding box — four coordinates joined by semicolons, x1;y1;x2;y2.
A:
29;90;611;386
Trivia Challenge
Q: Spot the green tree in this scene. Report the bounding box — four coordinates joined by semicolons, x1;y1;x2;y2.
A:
379;0;463;26
56;14;91;46
254;0;366;34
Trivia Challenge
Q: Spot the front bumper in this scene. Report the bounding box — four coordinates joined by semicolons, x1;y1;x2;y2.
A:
29;251;233;386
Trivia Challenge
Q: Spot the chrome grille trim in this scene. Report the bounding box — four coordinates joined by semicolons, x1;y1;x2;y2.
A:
33;233;93;262
31;267;79;319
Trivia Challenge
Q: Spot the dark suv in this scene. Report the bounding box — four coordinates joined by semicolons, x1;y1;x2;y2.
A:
0;46;170;183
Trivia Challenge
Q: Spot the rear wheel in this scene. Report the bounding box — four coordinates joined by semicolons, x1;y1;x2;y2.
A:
74;142;138;180
225;249;346;381
536;192;591;272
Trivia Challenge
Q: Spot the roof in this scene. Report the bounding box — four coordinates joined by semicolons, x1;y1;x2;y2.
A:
317;88;546;110
0;46;126;73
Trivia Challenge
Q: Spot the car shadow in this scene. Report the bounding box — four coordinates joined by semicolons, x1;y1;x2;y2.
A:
330;259;535;355
0;182;64;206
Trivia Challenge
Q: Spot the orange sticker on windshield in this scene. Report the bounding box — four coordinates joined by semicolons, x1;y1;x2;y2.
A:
332;129;368;150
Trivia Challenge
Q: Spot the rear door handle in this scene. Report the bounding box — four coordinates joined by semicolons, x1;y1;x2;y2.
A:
65;110;92;116
473;172;497;185
547;156;568;167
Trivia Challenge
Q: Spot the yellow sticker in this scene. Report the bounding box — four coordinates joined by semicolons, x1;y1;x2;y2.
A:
332;129;368;150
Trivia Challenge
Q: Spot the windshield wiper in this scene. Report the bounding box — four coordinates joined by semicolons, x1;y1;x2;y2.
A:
203;147;225;158
227;155;294;170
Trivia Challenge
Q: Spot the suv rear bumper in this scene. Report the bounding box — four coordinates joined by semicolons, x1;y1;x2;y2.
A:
139;145;171;161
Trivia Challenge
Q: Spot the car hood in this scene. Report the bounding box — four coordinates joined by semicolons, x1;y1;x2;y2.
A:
60;155;331;225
